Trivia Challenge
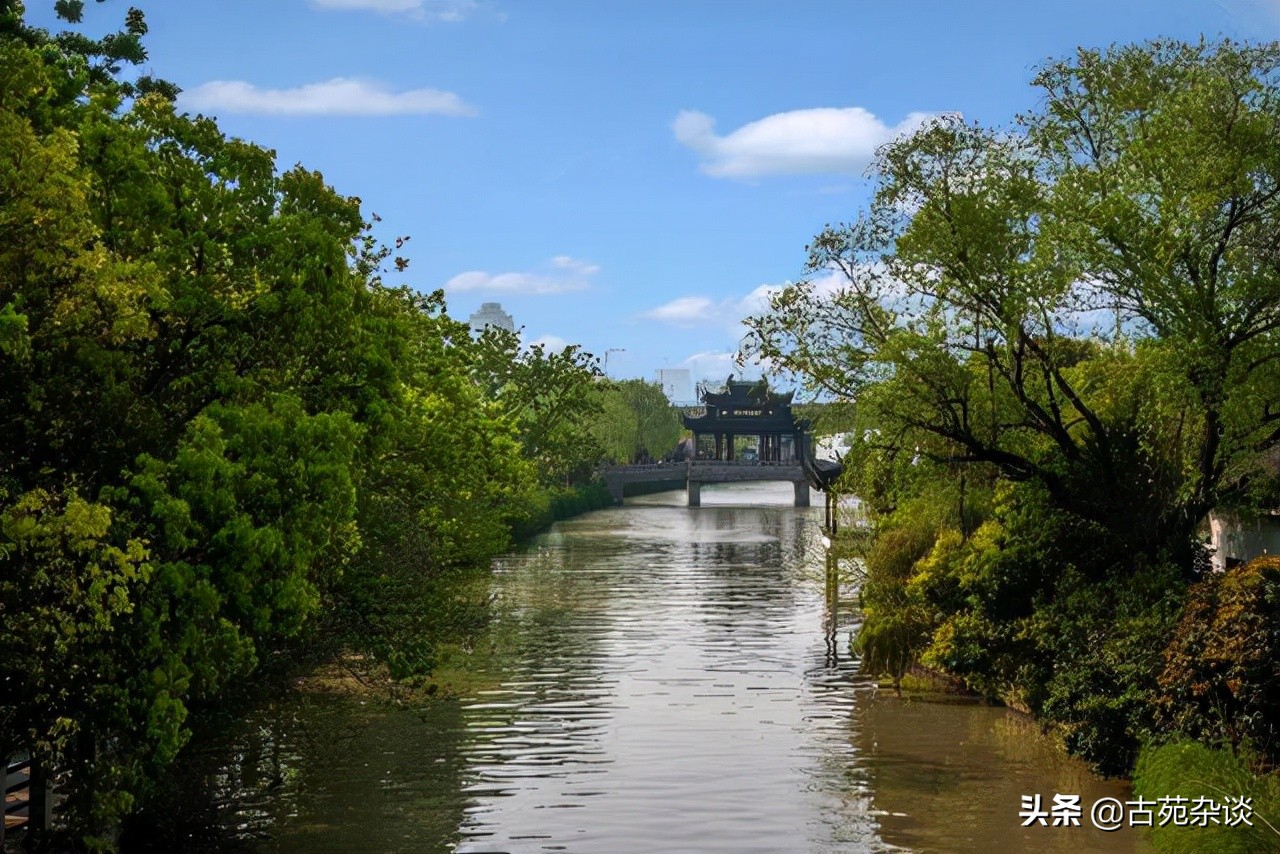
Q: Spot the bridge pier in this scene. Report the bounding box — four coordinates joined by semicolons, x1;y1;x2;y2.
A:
687;480;701;507
793;480;810;508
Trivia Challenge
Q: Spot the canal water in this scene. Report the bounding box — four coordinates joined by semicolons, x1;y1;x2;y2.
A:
175;483;1148;852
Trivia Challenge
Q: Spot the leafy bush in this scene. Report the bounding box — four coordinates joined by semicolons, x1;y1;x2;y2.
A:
1154;556;1280;765
508;482;613;541
1029;558;1186;774
0;7;605;844
854;497;946;687
852;481;1200;777
856;601;934;692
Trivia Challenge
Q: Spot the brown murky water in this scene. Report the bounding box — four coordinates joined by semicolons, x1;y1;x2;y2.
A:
180;482;1147;852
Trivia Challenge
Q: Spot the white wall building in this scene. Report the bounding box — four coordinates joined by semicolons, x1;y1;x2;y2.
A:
656;368;694;406
1209;510;1280;571
1209;448;1280;571
468;302;514;335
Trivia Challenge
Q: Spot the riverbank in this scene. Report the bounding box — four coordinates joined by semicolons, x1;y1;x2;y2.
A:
291;645;500;705
305;481;619;703
156;482;620;719
511;482;615;541
844;501;1280;851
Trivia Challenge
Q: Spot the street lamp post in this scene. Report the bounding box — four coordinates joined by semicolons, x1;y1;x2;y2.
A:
604;348;625;376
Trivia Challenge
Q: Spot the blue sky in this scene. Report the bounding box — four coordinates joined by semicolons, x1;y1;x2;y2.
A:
24;0;1280;386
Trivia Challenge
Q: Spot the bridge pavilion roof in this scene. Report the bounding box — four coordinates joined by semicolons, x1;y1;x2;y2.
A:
682;377;802;434
701;379;794;409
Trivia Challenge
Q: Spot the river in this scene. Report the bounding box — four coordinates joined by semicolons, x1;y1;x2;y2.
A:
161;482;1148;852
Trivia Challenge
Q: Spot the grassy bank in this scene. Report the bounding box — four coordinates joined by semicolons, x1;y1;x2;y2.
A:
511;481;614;541
1134;741;1280;852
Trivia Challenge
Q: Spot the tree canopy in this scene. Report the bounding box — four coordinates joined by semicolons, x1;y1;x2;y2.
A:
592;379;683;464
746;39;1280;558
0;4;610;846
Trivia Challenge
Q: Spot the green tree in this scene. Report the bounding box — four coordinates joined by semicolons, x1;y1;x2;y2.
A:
0;12;373;838
471;326;605;485
745;39;1280;564
745;39;1280;772
0;4;536;845
334;290;538;678
592;379;682;463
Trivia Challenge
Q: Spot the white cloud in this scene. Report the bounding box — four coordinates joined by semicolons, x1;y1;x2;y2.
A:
445;272;581;295
444;256;599;295
643;296;717;326
737;283;783;317
527;334;569;351
182;77;476;117
551;255;601;275
309;0;487;21
672;106;942;179
642;284;780;330
677;351;775;386
805;268;863;299
680;351;738;381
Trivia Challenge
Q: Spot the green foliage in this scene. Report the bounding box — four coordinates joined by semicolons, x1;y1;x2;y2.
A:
0;487;152;768
1134;741;1280;853
853;497;944;690
1033;559;1186;774
855;604;932;693
0;6;598;846
763;36;1280;778
591;378;682;463
745;38;1280;564
509;482;614;541
794;401;858;436
852;476;1186;773
1154;557;1280;765
470;325;605;485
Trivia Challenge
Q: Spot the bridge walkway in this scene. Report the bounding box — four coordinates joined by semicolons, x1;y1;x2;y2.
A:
600;460;810;507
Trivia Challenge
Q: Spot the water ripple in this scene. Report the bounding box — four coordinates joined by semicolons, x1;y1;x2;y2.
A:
187;482;1140;854
452;483;875;853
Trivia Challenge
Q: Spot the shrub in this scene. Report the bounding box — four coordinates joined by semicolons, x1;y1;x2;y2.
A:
1033;560;1185;774
854;498;946;687
1155;556;1280;765
856;600;934;692
508;481;613;541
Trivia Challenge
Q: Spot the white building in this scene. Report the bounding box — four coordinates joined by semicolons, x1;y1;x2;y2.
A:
656;368;694;406
468;302;514;335
1208;448;1280;571
1210;511;1280;571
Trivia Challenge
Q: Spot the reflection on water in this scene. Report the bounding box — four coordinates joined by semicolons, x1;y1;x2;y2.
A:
175;481;1145;852
858;696;1148;853
454;483;874;853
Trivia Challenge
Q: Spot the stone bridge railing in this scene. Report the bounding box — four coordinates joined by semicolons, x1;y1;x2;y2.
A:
689;459;798;467
600;459;809;507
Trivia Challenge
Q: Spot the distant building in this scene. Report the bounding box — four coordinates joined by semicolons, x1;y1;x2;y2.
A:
1209;446;1280;571
656;368;694;406
468;302;514;335
1210;510;1280;571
